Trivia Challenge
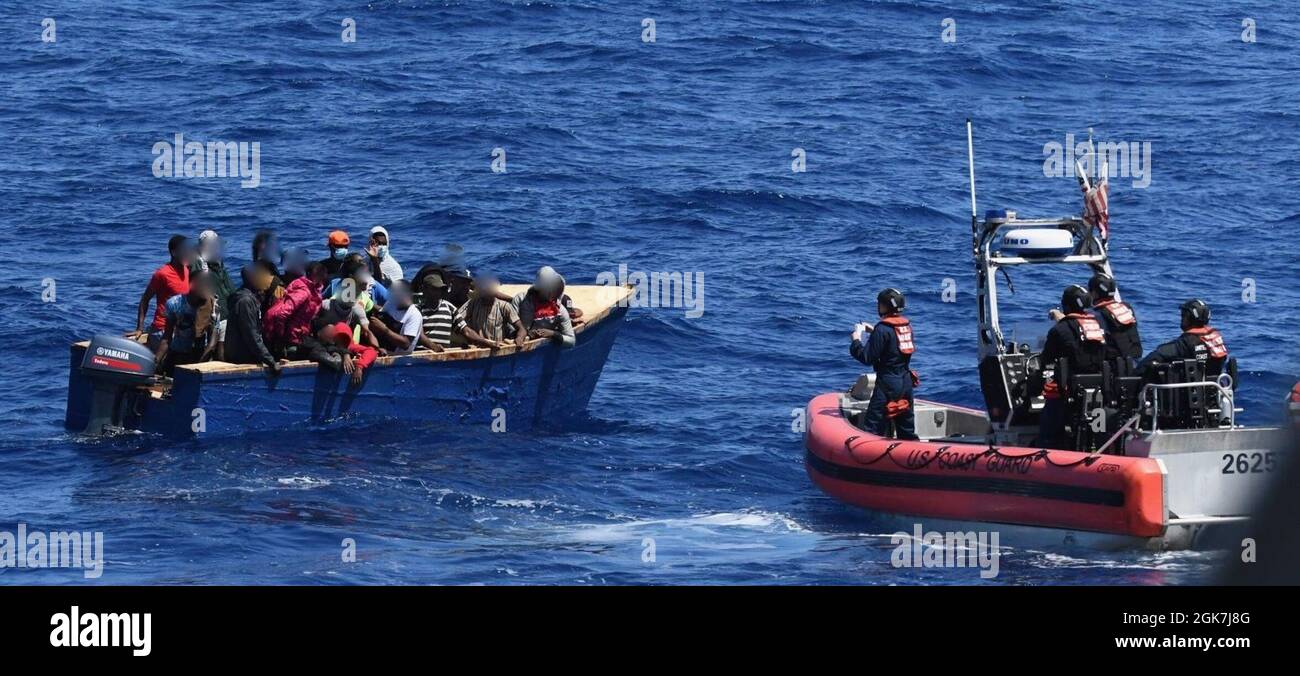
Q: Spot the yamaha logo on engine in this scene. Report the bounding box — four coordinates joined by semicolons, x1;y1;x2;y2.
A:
96;346;131;361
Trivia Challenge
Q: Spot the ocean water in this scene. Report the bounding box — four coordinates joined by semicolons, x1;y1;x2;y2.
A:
1;0;1297;585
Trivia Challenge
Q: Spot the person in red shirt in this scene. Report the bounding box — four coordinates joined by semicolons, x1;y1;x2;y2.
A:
302;321;377;387
132;235;194;351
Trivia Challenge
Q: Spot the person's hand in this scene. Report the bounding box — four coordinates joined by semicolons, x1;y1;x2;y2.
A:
350;367;364;386
267;361;282;376
530;328;555;339
852;322;872;341
124;330;143;339
514;333;527;348
367;243;378;258
1048;309;1065;321
272;286;285;300
341;354;355;374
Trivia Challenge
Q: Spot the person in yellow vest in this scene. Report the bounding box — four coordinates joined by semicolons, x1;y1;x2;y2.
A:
850;288;918;440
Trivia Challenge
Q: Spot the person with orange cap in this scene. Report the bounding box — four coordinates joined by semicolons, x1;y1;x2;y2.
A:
319;230;351;276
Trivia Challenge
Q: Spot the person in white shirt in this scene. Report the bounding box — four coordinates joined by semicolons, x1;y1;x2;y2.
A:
375;280;441;354
367;225;404;284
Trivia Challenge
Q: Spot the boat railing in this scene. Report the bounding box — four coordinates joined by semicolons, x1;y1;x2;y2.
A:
985;251;1109;265
1138;380;1240;433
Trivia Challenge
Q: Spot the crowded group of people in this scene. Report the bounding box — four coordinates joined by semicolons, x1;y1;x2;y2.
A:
129;227;585;379
850;275;1231;446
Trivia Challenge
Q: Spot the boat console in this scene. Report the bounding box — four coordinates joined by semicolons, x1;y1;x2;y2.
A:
968;206;1247;453
1053;357;1144;452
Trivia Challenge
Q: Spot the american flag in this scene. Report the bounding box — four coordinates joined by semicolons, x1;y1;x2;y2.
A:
1075;159;1110;241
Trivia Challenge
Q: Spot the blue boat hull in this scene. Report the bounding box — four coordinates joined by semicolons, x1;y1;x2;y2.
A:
66;304;628;438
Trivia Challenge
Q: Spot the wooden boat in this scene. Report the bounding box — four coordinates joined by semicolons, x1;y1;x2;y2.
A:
65;284;633;438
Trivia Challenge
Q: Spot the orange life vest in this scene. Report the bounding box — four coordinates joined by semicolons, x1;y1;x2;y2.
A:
1186;326;1227;358
1065;313;1105;343
879;315;914;354
1094;299;1135;326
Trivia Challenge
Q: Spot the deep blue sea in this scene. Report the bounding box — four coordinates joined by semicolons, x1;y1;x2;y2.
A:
1;1;1297;585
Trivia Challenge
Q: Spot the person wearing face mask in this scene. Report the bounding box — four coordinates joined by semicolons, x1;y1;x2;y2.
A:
319;230;351;276
367;225;403;285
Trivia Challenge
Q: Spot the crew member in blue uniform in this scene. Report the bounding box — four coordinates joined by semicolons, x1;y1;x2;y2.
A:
1088;272;1142;369
1038;284;1108;449
850;288;918;440
1137;299;1229;379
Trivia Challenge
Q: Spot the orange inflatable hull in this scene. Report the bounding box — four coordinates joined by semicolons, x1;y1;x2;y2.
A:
804;393;1166;537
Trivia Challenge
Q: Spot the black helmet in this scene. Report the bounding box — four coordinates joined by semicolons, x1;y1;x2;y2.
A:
877;287;905;312
1062;284;1090;314
1088;272;1116;298
1180;299;1210;327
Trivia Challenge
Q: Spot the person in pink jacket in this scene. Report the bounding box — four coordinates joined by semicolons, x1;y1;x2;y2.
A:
264;262;329;358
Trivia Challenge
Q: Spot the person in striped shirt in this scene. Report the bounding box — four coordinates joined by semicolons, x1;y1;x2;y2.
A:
453;274;526;349
417;271;458;348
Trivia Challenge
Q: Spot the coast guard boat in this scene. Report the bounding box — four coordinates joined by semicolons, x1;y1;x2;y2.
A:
804;123;1289;550
66;284;633;438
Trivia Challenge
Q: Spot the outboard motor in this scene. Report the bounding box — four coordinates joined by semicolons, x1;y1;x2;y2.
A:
849;373;877;401
79;334;157;435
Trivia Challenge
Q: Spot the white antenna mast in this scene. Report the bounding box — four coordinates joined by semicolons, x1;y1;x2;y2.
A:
966;118;978;243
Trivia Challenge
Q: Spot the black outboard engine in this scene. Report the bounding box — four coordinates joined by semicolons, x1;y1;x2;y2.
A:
79;334;157;435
